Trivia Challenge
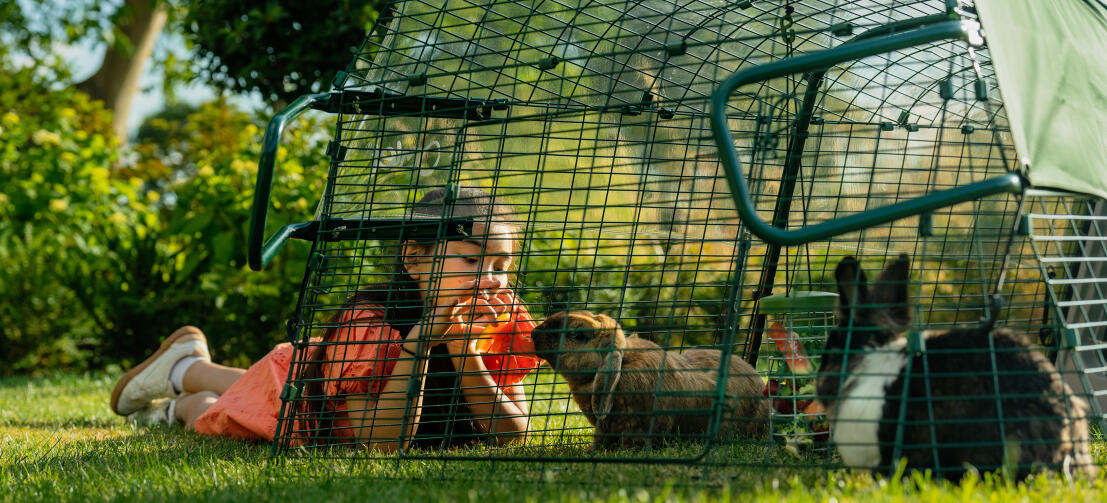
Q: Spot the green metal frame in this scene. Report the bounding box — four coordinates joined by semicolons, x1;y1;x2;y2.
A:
249;92;331;271
248;90;510;271
251;2;1074;468
709;19;1025;248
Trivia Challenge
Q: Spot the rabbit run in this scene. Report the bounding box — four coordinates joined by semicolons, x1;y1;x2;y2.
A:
531;310;769;449
818;254;1095;480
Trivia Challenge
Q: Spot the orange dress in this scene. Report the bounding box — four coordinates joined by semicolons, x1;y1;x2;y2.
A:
193;305;540;441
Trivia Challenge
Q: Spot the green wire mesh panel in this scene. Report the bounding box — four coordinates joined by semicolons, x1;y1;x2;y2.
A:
703;0;1098;477
255;0;1101;476
273;0;806;463
705;0;1098;477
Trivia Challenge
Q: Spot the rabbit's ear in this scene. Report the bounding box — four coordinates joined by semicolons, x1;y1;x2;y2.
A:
835;256;869;319
591;330;627;426
872;254;911;326
537;312;568;331
593;313;621;334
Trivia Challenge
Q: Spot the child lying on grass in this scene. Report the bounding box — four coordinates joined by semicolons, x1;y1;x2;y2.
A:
110;186;541;452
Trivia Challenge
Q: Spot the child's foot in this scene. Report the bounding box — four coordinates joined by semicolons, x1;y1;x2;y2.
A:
127;398;173;427
111;326;211;416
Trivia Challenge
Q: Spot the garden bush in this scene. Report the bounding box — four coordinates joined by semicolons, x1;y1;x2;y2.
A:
0;55;332;375
0;62;126;373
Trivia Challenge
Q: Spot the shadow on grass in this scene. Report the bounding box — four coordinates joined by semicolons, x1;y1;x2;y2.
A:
5;422;832;502
6;427;267;473
2;417;120;429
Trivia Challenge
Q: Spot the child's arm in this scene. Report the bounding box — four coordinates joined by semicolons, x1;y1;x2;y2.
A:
343;325;433;453
448;342;530;445
342;295;500;452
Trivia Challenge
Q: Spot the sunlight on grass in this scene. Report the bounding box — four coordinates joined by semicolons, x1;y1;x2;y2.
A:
3;373;1106;502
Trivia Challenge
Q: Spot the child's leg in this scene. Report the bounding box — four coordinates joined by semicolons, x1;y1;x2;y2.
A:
112;326;212;416
113;326;248;416
181;361;246;395
175;391;220;430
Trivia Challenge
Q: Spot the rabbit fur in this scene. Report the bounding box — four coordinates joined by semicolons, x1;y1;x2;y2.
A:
817;254;1095;480
531;310;769;449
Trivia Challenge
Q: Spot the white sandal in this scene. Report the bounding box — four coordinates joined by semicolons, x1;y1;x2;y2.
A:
110;326;211;416
127;397;175;427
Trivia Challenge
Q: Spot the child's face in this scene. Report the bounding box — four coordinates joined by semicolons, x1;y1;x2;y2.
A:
404;222;516;305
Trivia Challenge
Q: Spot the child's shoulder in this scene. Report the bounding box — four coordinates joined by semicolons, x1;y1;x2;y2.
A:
342;306;387;322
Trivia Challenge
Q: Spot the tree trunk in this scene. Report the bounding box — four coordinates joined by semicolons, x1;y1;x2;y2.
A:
76;0;167;141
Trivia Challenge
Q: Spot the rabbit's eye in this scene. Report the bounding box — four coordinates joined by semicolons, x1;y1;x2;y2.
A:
566;328;592;342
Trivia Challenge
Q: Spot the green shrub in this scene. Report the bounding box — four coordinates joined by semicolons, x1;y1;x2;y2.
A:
0;57;332;374
117;100;331;367
0;63;127;373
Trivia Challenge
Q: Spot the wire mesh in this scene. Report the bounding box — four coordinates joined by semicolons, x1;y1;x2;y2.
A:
755;292;836;457
255;0;1102;477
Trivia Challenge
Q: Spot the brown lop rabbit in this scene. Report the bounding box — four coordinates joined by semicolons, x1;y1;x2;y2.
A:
531;310;769;449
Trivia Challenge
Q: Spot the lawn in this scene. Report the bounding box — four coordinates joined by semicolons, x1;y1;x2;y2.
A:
3;373;1107;502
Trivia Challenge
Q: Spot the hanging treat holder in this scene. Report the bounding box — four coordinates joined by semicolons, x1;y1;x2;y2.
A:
756;291;837;453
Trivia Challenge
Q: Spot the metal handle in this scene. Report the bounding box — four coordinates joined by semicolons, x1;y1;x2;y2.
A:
709;20;1023;246
248;92;331;271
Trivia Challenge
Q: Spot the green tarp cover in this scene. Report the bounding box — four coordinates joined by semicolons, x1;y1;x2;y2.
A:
975;0;1107;200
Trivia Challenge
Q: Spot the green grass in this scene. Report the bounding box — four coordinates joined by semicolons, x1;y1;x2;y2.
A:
3;373;1107;502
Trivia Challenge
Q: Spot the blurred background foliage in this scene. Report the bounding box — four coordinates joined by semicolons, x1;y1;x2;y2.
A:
182;0;381;106
0;0;1022;377
0;0;744;375
0;0;347;375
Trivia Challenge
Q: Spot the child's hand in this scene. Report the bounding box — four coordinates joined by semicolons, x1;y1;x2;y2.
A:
486;289;517;318
423;294;499;342
442;289;520;355
442;296;500;337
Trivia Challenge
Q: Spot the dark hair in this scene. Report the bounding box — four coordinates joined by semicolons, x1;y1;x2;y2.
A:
298;186;519;444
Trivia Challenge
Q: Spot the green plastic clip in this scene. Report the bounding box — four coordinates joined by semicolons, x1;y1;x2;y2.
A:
280;383;301;401
939;78;954;100
919;212;933;237
538;56;560;70
1062;327;1079;347
831;22;854;37
974;78;988;101
331;70;348;89
1018;214;1032;236
907;330;927;355
665;40;687;57
444;182;461;203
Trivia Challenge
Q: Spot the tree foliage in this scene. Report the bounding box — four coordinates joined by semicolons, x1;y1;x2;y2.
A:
0;52;332;374
0;0;119;84
182;0;383;105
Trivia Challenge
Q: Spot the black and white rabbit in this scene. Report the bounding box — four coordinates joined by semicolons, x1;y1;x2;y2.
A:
817;254;1095;480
